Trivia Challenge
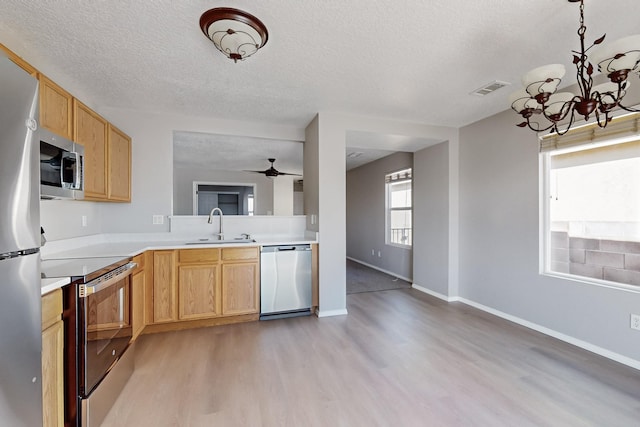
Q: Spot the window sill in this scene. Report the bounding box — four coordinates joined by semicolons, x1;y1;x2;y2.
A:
541;271;640;294
386;242;412;250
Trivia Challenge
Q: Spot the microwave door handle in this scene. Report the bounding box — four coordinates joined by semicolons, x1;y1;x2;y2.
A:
60;151;81;189
78;262;137;298
72;151;82;190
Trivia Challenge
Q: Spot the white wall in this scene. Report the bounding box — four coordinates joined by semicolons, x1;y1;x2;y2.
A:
346;152;413;279
97;108;304;234
459;109;640;363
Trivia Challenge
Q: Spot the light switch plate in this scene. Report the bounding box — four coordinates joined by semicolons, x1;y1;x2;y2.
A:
152;215;164;225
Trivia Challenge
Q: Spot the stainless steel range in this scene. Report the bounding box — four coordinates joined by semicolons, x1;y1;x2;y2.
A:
42;256;136;427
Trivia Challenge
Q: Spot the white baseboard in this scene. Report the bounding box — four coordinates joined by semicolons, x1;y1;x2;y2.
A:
317;308;348;318
457;297;640;371
347;257;412;283
412;283;459;302
409;284;640;370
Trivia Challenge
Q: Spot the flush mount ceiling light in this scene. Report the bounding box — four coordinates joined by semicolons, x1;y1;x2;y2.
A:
510;0;640;135
199;7;268;63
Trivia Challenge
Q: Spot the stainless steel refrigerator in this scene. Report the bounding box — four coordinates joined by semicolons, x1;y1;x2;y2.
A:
0;55;43;426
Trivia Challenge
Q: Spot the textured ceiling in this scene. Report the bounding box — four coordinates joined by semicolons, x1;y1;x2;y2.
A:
1;0;639;165
174;132;303;174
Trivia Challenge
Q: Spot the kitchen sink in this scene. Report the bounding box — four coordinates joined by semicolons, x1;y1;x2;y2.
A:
184;238;256;245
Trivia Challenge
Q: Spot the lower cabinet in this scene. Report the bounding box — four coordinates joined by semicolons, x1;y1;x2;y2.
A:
152;250;178;323
131;252;149;340
221;263;259;315
178;248;221;320
150;247;259;329
41;289;64;427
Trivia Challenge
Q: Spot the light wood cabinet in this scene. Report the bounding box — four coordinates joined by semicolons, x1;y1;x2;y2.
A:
107;124;131;202
221;247;259;316
147;247;259;331
39;75;73;140
221;263;259;315
41;289;64;427
0;43;37;76
153;250;178;323
178;248;221;320
131;252;147;340
74;99;108;199
178;265;221;320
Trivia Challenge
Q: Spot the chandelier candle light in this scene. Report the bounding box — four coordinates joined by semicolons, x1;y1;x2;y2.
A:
510;0;640;135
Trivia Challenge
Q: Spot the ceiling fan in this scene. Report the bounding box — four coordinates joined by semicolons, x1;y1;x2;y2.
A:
244;158;301;178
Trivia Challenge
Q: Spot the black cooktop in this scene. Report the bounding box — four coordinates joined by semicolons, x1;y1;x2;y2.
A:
41;256;131;281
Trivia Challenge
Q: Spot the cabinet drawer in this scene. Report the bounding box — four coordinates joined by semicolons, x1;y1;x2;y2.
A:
42;288;63;331
221;247;259;261
179;248;219;264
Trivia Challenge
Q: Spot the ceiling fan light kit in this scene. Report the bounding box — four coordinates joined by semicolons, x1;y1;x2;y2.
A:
199;7;269;63
510;0;640;135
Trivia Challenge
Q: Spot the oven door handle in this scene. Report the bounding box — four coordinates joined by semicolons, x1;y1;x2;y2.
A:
78;262;137;298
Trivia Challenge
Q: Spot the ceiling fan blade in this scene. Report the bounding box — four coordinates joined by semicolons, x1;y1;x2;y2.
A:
275;171;302;176
243;170;268;174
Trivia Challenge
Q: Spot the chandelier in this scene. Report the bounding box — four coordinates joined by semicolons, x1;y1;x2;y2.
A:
199;8;269;63
510;0;640;135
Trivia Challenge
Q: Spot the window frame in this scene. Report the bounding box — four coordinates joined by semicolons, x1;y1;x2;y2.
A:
539;135;640;293
385;168;412;249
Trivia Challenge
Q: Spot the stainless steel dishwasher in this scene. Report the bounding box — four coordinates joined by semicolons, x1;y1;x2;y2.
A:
260;244;312;320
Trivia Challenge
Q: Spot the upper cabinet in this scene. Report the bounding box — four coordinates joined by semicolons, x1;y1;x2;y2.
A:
2;42;132;203
107;124;131;202
39;75;74;140
0;43;37;76
74;99;108;199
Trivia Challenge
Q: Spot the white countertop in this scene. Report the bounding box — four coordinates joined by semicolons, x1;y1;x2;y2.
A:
39;232;317;294
42;236;316;260
41;277;70;295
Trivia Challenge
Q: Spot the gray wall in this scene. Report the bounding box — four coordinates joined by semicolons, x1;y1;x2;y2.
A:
173;166;273;215
346;151;413;279
413;141;450;295
459;109;640;362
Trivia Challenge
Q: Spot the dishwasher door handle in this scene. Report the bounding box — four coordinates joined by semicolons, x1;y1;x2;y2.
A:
276;247;297;251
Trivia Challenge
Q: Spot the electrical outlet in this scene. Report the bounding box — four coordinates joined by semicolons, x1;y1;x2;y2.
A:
377;251;381;257
81;215;87;227
371;249;375;256
631;314;640;331
152;215;164;225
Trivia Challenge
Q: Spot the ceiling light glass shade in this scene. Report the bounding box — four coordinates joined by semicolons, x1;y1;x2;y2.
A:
593;81;630;108
509;89;538;113
522;64;566;97
200;8;268;62
545;92;575;116
590;35;640;74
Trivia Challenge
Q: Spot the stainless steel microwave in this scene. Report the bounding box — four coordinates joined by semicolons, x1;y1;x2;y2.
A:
39;128;84;199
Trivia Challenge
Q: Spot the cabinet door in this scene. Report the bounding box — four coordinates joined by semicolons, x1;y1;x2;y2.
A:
131;270;145;339
153;251;177;323
74;99;108;199
107;124;131;202
221;262;259;315
42;320;63;427
39;75;73;140
178;264;220;320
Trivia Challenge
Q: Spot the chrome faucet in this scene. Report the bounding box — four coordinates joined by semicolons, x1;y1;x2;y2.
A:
207;207;224;240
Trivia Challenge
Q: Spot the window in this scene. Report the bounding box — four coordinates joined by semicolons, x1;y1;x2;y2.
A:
386;168;412;247
541;116;640;288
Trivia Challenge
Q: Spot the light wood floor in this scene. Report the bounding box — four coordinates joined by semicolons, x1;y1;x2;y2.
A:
102;289;640;426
